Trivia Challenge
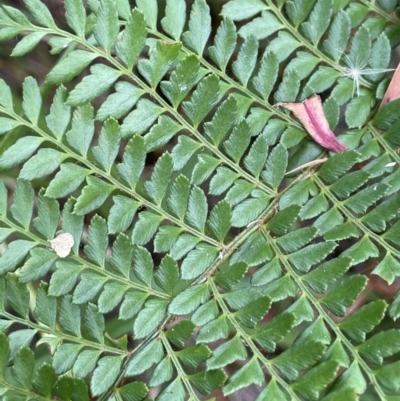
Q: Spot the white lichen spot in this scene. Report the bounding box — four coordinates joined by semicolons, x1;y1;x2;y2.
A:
49;233;74;258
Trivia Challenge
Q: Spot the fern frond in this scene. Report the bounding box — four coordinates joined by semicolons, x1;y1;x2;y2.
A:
1;0;400;400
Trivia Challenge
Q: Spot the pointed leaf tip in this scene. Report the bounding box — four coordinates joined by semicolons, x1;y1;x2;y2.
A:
276;95;347;153
380;63;400;108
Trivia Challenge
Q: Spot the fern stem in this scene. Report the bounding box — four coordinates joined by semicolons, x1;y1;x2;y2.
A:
0;310;125;355
368;122;400;165
0;378;52;401
111;79;276;198
0;106;222;249
98;319;169;401
47;27;276;198
0;212;169;300
265;1;336;64
209;279;301;400
105;171;314;400
312;174;400;264
263;227;388;401
104;170;317;401
0;18;278;197
360;0;400;26
0;42;79;157
265;0;375;91
192;169;314;286
160;333;201;401
148;28;303;129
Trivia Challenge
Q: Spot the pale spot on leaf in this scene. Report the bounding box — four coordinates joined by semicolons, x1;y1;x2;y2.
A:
49;233;74;258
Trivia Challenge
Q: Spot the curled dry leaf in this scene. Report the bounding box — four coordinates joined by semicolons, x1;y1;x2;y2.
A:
49;232;74;258
276;95;347;153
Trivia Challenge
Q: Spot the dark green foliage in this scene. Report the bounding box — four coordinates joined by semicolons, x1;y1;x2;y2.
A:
0;0;399;400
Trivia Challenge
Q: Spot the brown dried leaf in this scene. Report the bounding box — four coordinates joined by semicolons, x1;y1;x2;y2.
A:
277;95;347;153
380;63;400;108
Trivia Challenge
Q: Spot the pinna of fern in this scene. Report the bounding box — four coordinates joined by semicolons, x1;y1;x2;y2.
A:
0;0;400;401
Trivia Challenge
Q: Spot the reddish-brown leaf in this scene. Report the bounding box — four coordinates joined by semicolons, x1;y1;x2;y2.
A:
380;63;400;108
277;95;347;153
